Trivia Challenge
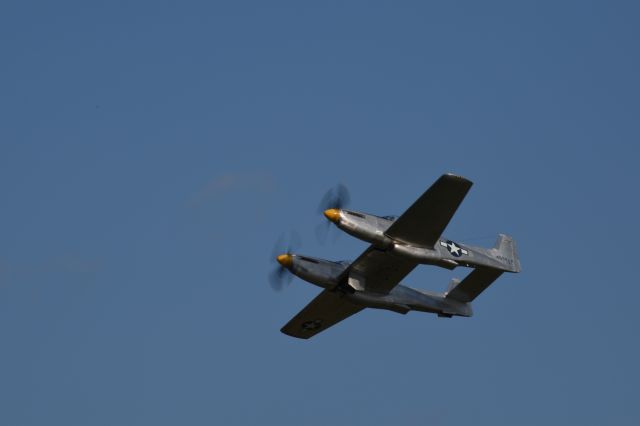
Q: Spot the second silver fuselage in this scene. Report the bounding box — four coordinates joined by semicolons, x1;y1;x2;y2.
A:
289;256;472;318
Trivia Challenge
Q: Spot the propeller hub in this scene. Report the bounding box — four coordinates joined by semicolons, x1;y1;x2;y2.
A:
323;208;341;223
277;254;293;268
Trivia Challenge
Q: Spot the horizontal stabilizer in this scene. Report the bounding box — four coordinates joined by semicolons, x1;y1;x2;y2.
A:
445;267;503;303
446;278;461;294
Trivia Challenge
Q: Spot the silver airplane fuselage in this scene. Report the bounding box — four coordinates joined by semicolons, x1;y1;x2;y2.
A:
285;255;472;318
325;208;517;272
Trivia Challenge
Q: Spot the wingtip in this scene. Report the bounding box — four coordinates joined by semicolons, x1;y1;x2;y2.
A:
280;328;311;339
443;173;473;186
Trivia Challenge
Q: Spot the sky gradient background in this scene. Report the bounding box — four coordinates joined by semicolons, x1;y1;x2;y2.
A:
1;1;639;425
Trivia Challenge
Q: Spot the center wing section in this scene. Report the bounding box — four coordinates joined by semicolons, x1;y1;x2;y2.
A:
281;290;364;339
343;246;418;294
282;247;417;339
385;174;473;248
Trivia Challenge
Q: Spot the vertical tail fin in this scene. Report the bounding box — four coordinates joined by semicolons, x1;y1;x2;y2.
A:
494;234;521;273
446;278;461;295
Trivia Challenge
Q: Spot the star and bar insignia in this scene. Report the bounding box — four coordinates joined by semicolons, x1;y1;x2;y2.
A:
440;240;468;257
301;320;323;330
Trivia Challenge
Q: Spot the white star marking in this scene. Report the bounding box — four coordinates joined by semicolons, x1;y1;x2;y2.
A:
448;242;461;255
441;240;467;256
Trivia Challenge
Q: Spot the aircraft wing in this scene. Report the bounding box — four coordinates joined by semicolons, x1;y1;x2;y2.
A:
345;246;417;294
385;174;473;248
281;290;364;339
282;246;417;339
445;267;504;303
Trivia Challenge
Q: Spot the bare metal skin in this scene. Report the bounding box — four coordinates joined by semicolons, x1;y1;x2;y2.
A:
276;174;520;339
324;208;519;272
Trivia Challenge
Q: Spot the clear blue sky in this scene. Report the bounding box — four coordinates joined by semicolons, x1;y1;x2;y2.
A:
1;1;639;425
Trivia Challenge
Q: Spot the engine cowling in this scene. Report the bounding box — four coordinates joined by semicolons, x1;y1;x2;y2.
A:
327;209;394;248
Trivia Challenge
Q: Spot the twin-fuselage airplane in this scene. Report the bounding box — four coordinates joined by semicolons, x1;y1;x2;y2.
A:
275;174;521;339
